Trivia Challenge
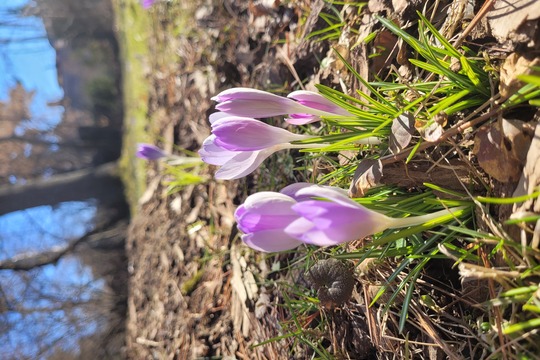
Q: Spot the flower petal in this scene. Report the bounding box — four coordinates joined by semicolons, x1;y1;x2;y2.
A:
198;135;239;166
235;192;299;233
294;184;359;207
288;90;352;116
237;212;300;233
242;230;303;252
212;117;306;151
215;99;303;118
289;200;391;244
214;148;273;180
141;0;155;8
240;191;297;213
285;114;320;125
208;111;231;124
280;182;315;198
212;87;286;102
212;88;312;118
286;221;342;246
136;143;166;160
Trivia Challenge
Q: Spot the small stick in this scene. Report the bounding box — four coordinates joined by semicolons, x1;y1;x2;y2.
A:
453;0;497;48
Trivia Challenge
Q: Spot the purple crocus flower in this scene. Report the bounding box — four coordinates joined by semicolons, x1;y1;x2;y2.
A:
141;0;156;8
136;143;167;160
283;185;391;246
198;116;316;180
234;183;391;252
199;115;380;180
235;183;465;252
211;87;352;124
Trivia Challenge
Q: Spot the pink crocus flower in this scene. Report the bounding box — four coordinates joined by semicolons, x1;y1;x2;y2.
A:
198;116;318;180
235;183;466;252
212;87;352;125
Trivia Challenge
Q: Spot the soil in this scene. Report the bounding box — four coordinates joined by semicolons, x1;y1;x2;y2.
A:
124;1;540;359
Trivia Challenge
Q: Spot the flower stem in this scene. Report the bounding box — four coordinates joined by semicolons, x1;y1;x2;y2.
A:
286;143;329;150
288;136;382;149
387;206;468;229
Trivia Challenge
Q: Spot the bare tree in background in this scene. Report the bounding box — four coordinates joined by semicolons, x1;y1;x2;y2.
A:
0;0;128;358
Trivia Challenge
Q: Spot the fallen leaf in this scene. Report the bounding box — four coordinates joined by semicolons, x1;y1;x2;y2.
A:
511;121;540;248
371;29;398;73
416;117;444;142
331;44;350;72
389;112;415;154
230;245;258;337
349;159;383;197
487;0;540;47
254;289;270;319
138;176;161;205
473;119;533;182
368;0;391;13
499;53;540;98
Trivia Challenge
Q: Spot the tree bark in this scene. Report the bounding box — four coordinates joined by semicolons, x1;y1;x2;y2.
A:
0;162;125;216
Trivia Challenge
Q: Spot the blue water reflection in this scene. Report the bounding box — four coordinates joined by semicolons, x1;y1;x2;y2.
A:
0;201;108;359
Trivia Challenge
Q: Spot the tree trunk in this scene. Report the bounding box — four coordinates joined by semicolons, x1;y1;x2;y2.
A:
0;162;125;216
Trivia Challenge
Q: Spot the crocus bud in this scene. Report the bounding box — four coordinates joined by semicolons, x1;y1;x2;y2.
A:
211;87;345;120
235;183;466;252
235;183;391;252
199;115;378;180
199;116;328;180
136;143;166;160
211;116;310;151
286;90;353;125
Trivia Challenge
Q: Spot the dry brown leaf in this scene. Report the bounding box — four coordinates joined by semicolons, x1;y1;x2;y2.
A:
138;176;161;205
368;0;391;13
416;118;444;142
499;53;540;98
487;0;540;46
371;29;398;73
389;112;415;154
230;245;257;338
348;159;383;197
512;121;540;248
254;289;270;319
473;119;533;183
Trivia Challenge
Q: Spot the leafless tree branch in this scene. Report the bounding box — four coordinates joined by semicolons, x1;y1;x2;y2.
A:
0;217;125;271
0;135;95;148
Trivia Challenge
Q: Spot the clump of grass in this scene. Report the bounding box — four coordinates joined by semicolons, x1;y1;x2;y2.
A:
162;158;206;196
